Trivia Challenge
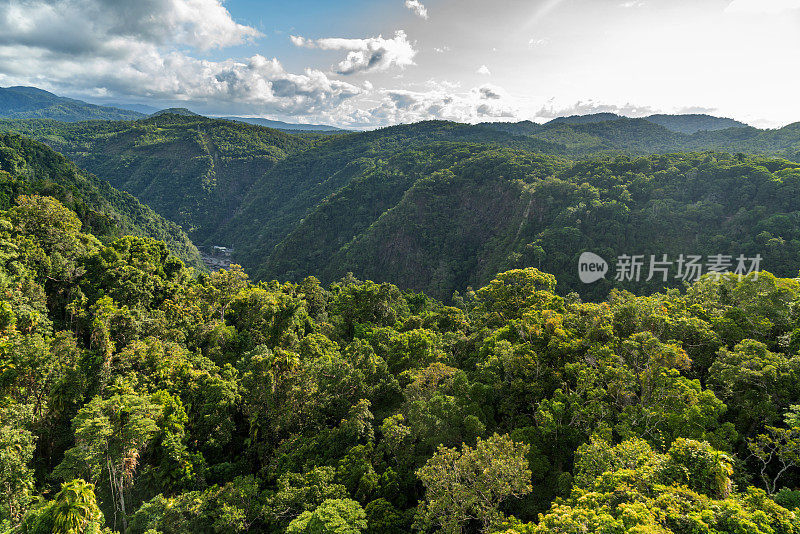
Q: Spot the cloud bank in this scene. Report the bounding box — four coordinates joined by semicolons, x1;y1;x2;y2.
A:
291;31;417;75
0;0;366;117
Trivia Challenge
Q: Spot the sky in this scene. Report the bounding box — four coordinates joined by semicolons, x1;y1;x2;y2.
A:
0;0;799;128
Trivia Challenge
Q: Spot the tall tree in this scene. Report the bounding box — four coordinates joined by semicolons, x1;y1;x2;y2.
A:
55;388;160;531
415;433;532;534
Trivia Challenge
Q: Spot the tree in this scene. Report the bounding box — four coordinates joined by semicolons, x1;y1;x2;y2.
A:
0;405;35;527
709;339;800;433
212;475;268;534
473;269;559;325
748;425;800;495
24;479;105;534
52;479;104;534
269;467;349;525
286;498;367;534
415;433;532;534
55;388;160;531
363;498;404;534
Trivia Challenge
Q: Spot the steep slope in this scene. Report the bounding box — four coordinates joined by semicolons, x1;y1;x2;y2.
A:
324;148;568;298
3;114;800;297
0;132;203;268
260;144;569;287
0;114;310;241
0;86;145;121
260;150;800;300
212;121;565;266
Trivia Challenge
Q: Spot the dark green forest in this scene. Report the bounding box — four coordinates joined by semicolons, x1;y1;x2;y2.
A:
4;111;800;533
0;133;202;269
2;114;800;302
0;87;144;122
4;191;800;532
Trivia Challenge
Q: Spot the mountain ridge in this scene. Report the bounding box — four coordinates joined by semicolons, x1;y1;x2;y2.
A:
0;131;203;268
0;86;146;121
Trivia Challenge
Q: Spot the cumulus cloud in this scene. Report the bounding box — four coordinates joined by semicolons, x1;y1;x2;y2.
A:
404;0;428;19
535;99;658;120
434;46;450;53
534;99;656;120
291;30;417;75
528;38;549;47
619;1;645;7
0;48;363;115
726;0;800;13
365;81;516;125
0;0;526;127
0;0;367;118
476;65;491;76
0;0;261;52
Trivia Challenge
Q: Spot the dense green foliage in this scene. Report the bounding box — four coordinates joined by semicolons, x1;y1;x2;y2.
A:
0;132;202;269
0;87;144;122
261;148;800;300
3;186;800;532
536;112;747;134
0;115;310;239
2;115;800;302
483;117;800;159
0;117;560;247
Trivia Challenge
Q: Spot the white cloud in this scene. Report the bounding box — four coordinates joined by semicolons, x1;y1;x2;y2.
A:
291;30;417;75
476;65;491;76
434;46;450;53
404;0;428;19
534;99;656;120
0;48;363;115
619;1;646;8
0;0;367;118
725;0;800;13
365;81;516;125
528;38;549;47
0;0;261;52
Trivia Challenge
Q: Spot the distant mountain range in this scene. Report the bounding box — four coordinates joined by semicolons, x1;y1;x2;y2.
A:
0;86;145;121
546;112;748;134
217;116;345;132
0;85;753;135
150;108;343;131
0;86;346;131
149;107;200;117
1;108;800;299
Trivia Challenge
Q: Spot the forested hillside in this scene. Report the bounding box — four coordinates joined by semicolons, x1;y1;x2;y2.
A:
483;118;800;158
0;115;311;239
3;116;800;301
255;149;800;300
0;132;202;268
3;190;800;532
0;86;144;122
541;113;747;134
